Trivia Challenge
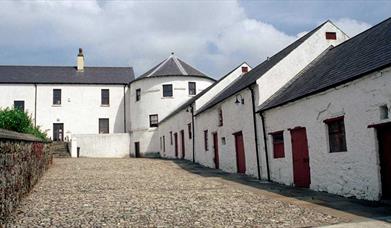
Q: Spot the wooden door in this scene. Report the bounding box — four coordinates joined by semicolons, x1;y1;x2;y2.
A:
213;132;219;169
174;133;178;158
234;131;246;174
135;142;140;158
378;125;391;199
290;127;311;188
53;123;64;141
180;130;185;159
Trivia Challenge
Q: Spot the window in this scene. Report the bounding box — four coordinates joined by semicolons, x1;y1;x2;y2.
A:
99;118;109;134
271;131;284;158
101;89;109;106
160;137;162;150
324;116;347;152
163;84;173;97
325;32;337;40
170;131;173;145
163;136;166;152
149;114;158;127
218;108;223;126
136;88;141;101
14;100;25;112
241;66;248;73
204;130;208;151
221;137;226;145
188;82;196;95
380;105;389;120
188;123;192;139
53;89;61;105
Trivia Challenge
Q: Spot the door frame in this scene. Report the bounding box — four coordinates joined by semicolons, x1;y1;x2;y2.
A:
289;126;311;188
233;131;246;174
212;132;219;169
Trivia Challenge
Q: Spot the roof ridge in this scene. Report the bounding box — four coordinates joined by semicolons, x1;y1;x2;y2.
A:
146;55;172;77
172;55;188;75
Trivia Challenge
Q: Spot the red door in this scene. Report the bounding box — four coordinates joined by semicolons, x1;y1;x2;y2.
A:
174;133;178;158
180;130;185;159
234;131;246;174
213;132;219;169
290;127;311;188
378;125;391;199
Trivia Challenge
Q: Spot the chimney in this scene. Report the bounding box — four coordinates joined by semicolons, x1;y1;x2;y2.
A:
77;48;84;72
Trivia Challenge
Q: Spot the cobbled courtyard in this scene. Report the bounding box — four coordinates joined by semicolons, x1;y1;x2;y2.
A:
6;158;350;227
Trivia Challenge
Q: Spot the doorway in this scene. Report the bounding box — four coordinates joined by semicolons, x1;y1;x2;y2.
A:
290;127;311;188
213;132;219;169
134;142;140;158
377;124;391;199
53;123;64;141
234;131;246;174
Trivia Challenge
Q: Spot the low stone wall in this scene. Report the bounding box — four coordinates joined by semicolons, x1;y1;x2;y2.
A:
0;129;52;224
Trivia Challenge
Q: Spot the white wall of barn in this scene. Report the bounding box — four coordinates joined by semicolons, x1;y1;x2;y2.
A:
255;21;349;106
129;76;214;157
260;67;391;201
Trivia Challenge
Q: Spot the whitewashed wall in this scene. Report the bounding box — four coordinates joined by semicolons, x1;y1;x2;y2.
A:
0;84;36;119
260;67;391;200
71;133;131;158
129;76;214;156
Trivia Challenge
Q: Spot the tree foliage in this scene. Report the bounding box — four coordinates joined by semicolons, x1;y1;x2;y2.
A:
0;107;48;140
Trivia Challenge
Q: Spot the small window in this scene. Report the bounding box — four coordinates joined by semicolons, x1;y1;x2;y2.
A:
163;84;173;97
271;131;284;158
149;114;158;127
324;116;347;152
99;118;109;134
163;136;166;152
53;89;61;105
188;123;192;139
14;100;25;112
221;137;226;145
204;130;208;151
101;89;109;105
136;88;141;102
241;66;248;73
160;137;162;150
170;131;173;145
380;105;389;120
218;108;223;126
188;82;196;95
325;32;337;40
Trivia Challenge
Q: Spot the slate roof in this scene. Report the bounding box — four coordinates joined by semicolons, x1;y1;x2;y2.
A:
0;66;134;84
136;53;212;81
195;21;329;115
159;62;249;124
259;17;391;111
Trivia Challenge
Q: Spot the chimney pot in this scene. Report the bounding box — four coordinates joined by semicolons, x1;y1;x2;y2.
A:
77;48;84;71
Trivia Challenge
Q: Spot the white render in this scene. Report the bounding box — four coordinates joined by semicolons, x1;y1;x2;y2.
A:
71;133;131;158
260;67;391;200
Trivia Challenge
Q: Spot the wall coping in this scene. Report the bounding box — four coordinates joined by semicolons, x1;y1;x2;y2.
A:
0;128;46;142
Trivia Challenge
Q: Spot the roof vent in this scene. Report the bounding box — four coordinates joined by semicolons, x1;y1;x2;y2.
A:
77;48;84;72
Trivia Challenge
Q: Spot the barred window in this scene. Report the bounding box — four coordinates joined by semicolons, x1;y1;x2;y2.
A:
188;82;196;95
101;89;109;105
149;114;158;127
53;89;61;105
163;84;173;97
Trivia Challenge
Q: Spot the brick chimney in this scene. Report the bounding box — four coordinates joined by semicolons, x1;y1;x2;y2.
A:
77;48;84;72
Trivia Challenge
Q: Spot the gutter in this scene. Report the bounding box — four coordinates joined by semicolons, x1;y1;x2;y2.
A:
123;85;127;133
249;86;261;180
34;84;37;127
260;111;271;181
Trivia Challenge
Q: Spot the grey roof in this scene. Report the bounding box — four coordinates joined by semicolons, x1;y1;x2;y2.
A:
195;21;328;115
0;66;134;84
137;54;212;81
259;17;391;111
159;62;249;124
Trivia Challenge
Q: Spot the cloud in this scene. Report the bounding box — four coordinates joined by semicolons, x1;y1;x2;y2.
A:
0;1;372;78
333;18;371;37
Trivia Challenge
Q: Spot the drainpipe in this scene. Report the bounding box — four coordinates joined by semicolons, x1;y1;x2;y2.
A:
34;84;37;127
123;85;127;133
249;86;261;180
260;111;271;181
191;104;195;163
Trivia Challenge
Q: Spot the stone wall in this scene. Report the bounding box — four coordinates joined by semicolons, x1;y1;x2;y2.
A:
0;129;52;224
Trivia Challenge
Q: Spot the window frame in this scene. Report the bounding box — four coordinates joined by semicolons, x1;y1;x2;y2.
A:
162;84;173;97
149;114;159;128
14;100;25;112
188;82;196;95
204;130;208;151
324;116;347;153
270;131;285;158
136;88;141;102
101;89;110;106
53;89;62;105
98;118;109;134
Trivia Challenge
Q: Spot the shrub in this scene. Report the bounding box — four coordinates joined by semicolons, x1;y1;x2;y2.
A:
0;107;48;140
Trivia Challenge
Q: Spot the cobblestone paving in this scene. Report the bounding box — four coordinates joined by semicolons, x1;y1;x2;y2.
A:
6;158;343;227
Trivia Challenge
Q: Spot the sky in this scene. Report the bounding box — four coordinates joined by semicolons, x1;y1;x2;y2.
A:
0;0;389;79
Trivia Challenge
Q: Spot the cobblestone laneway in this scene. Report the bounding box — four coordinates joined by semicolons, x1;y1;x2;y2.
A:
6;158;345;227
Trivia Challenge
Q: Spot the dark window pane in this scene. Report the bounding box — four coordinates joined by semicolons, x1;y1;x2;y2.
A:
14;100;25;112
101;89;109;105
136;88;141;101
326;117;347;152
188;123;192;139
99;118;109;134
204;130;208;151
325;32;337;40
53;89;61;105
218;108;223;126
188;82;196;95
149;114;158;127
272;132;284;158
163;84;173;97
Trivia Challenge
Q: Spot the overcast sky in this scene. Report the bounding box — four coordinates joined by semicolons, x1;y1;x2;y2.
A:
0;0;389;79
